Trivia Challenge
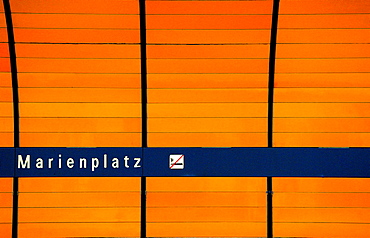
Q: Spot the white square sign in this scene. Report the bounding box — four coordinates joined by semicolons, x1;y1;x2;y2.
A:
169;154;184;169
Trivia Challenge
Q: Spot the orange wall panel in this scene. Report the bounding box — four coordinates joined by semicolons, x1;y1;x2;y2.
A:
274;178;370;238
16;44;140;59
275;0;370;147
21;118;140;133
148;132;267;147
147;45;269;59
148;74;268;88
279;0;370;14
11;0;139;14
20;103;140;118
149;103;266;118
275;73;370;87
13;14;139;29
149;118;267;133
11;0;141;147
18;177;140;238
19;223;139;238
147;15;271;30
148;59;269;74
20;133;141;147
19;88;141;103
147;177;266;237
147;30;270;44
17;58;140;74
18;73;140;88
14;28;140;44
146;1;273;15
275;118;370;133
149;89;268;103
0;178;12;237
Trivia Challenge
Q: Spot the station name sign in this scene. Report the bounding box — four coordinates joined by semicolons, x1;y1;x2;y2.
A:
0;147;369;177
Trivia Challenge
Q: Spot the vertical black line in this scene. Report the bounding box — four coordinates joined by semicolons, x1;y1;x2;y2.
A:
267;177;273;238
3;0;19;147
11;177;18;238
139;0;147;237
268;1;280;238
139;0;147;148
140;176;147;238
268;0;280;148
3;1;19;238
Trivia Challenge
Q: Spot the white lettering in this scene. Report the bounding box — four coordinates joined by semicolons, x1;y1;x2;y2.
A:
134;158;141;168
112;158;119;168
92;158;99;171
124;156;130;168
48;158;54;168
36;158;43;169
104;154;108;168
18;155;30;169
80;158;87;169
67;158;74;169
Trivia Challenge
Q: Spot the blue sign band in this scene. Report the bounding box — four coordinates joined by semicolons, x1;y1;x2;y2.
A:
0;147;369;177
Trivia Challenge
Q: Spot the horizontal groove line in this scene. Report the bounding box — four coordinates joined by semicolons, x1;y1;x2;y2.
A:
7;57;370;60
15;57;140;60
5;117;142;118
16;42;140;45
16;87;141;89
11;12;139;16
17;72;141;74
2;132;370;134
19;206;140;209
19;206;262;209
11;28;370;30
147;191;264;193
9;13;370;16
147;221;265;224
274;207;370;209
273;221;370;225
18;222;140;224
4;87;370;90
275;192;370;194
150;102;368;104
17;132;141;134
10;28;370;31
3;117;370;119
147;206;265;208
27;102;370;104
19;191;140;194
13;27;139;30
17;102;142;104
3;42;370;45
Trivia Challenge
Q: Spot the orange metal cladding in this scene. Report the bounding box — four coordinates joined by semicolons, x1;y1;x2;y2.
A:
18;178;141;238
274;0;370;147
7;1;142;237
0;178;12;237
146;0;273;147
0;1;13;147
147;177;266;237
274;178;370;238
11;0;142;147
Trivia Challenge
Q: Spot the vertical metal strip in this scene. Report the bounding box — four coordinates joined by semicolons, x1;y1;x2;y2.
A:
2;0;19;146
139;0;147;237
268;0;280;148
2;0;19;237
267;176;273;238
268;0;280;238
139;0;147;148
